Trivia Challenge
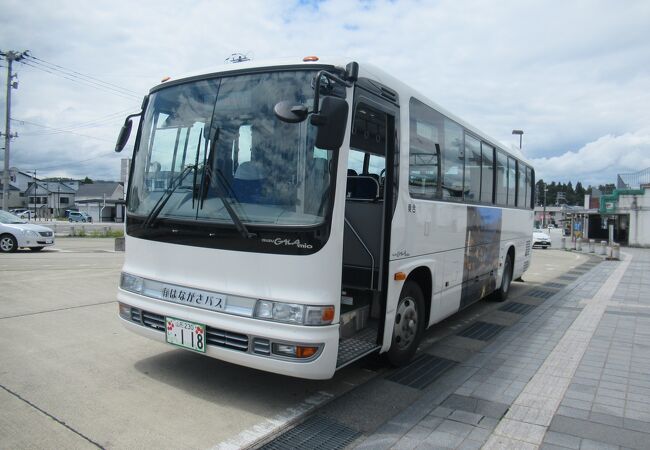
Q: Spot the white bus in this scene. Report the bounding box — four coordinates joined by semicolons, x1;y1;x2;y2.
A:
115;57;534;380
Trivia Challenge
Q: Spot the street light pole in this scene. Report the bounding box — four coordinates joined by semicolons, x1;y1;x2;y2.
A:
543;185;548;228
32;170;37;220
512;129;524;149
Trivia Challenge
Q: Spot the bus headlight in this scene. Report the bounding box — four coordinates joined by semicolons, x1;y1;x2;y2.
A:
254;300;334;326
120;272;144;294
305;306;335;325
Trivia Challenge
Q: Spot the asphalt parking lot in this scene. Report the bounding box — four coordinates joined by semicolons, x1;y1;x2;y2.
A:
0;239;589;449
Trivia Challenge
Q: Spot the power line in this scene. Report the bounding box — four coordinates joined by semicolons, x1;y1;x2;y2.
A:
34;152;118;171
57;107;137;129
19;60;140;101
20;119;123;137
18;59;141;101
11;118;114;143
17;107;138;137
27;55;142;95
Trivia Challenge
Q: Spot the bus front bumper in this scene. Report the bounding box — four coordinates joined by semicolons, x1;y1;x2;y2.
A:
117;291;339;380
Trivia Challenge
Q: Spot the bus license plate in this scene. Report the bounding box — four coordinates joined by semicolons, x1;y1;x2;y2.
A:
165;317;206;353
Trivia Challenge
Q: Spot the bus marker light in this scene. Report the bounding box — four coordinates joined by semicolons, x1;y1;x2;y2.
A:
161;76;171;82
303;56;319;62
321;306;335;323
394;272;407;281
296;346;318;358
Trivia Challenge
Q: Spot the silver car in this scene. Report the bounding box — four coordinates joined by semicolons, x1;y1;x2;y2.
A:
0;210;55;252
68;211;93;223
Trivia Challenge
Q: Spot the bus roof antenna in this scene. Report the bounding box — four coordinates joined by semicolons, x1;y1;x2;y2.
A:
225;53;251;64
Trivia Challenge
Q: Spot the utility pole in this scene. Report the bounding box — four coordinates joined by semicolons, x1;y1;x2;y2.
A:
32;170;37;220
1;50;29;211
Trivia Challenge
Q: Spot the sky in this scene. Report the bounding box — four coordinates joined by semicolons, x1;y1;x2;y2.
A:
1;0;649;186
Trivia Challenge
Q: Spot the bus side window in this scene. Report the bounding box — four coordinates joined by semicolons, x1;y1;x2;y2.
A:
517;162;527;208
350;103;387;156
464;134;481;201
480;143;494;204
527;166;534;208
507;156;517;207
348;149;365;175
442;119;464;201
349;103;387;199
495;150;508;205
409;98;442;200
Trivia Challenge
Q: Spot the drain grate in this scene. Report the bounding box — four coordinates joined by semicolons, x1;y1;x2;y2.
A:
457;321;505;341
386;354;456;389
526;289;555;299
571;269;588;274
558;275;578;281
260;415;359;450
546;282;566;289
499;302;537;315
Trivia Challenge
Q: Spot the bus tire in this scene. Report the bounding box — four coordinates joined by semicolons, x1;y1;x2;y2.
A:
387;281;425;366
492;253;513;302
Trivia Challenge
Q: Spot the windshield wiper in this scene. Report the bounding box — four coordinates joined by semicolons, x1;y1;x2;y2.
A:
142;164;196;228
200;126;255;239
203;166;256;239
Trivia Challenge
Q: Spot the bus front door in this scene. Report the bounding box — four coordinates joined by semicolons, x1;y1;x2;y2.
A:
337;85;399;369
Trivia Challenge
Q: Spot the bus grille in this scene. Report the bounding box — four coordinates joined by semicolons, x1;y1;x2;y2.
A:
205;328;249;352
252;338;271;355
128;307;249;352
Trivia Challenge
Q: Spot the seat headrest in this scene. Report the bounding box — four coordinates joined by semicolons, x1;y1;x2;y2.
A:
235;161;264;180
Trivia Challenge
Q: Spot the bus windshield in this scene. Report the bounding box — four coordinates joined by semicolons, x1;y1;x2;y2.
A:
128;70;336;228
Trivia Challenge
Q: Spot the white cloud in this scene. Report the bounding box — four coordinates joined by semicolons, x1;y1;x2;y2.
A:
531;128;650;185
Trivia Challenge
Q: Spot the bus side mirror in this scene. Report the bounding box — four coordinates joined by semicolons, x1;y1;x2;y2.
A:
115;118;133;153
311;96;348;150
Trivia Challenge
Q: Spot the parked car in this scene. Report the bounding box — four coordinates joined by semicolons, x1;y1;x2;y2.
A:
68;211;93;223
10;209;33;219
0;210;55;253
532;229;552;249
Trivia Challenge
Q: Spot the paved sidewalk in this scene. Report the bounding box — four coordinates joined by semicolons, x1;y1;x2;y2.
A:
351;249;650;450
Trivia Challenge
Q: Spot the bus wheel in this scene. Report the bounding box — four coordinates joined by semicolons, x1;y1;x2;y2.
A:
387;281;425;366
492;253;513;302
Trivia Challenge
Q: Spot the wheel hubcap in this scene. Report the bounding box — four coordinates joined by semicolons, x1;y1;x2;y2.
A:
394;297;418;350
1;237;13;251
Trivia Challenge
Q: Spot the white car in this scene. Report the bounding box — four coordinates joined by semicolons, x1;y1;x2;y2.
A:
10;209;33;219
532;229;551;249
0;210;55;253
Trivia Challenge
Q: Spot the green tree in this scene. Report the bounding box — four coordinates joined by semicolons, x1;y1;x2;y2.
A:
82;176;94;184
597;183;615;194
575;182;586;205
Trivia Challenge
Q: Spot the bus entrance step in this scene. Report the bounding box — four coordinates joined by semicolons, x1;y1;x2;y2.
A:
336;326;380;369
